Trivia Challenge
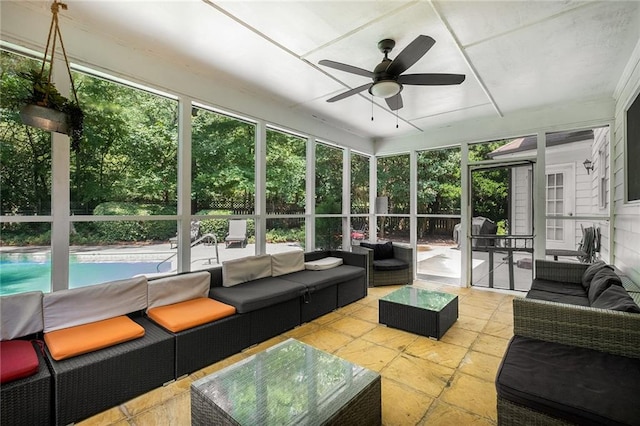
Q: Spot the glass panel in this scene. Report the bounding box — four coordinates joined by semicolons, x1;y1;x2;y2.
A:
266;217;305;253
380;286;456;311
377;216;410;243
70;70;178;215
350;217;369;243
266;129;305;215
192;107;256;214
377;155;409;214
0;50;52;216
315;217;341;250
417;147;461;214
350;153;369;214
0;222;51;295
416;216;461;285
315;143;342;214
191;217;254;268
69;220;177;288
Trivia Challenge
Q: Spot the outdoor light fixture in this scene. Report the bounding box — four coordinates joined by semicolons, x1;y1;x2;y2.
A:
583;158;594;175
369;80;401;98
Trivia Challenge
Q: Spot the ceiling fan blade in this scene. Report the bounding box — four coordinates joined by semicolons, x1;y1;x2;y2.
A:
319;60;374;78
326;83;373;102
386;35;435;76
385;93;403;111
398;73;466;85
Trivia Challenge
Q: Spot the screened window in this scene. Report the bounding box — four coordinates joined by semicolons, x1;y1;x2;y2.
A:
315;142;342;214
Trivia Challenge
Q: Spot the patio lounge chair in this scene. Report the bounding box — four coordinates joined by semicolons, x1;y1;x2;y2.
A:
225;220;247;248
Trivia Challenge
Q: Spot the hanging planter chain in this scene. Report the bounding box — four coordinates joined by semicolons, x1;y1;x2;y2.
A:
40;0;79;106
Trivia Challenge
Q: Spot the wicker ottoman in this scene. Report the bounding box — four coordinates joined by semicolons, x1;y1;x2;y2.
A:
379;286;458;339
191;338;381;425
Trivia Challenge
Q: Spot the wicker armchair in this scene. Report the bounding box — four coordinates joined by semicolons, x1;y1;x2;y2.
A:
497;260;640;425
353;242;413;287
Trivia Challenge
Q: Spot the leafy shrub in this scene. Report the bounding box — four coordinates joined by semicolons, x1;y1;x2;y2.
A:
92;202;176;242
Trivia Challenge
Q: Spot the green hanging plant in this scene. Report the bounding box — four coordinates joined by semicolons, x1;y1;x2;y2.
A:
18;0;84;152
18;68;84;151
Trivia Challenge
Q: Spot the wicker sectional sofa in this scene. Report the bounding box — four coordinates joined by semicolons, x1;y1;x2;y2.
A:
0;249;367;425
496;260;640;425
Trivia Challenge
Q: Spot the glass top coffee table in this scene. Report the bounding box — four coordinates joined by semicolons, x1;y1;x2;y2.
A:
379;286;458;339
191;338;381;425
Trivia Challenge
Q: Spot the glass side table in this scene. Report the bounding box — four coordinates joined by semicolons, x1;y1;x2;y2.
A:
379;286;458;339
191;338;381;425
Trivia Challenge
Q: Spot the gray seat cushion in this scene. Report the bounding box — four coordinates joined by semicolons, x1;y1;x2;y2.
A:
373;258;408;272
280;265;365;291
525;289;590;306
530;279;587;297
496;336;640;425
209;277;306;314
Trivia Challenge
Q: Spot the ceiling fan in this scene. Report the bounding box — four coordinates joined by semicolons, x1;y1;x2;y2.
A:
319;35;465;111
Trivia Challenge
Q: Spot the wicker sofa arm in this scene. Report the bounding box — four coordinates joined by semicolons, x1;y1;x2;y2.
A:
351;246;374;280
513;297;640;359
535;259;589;284
393;244;414;279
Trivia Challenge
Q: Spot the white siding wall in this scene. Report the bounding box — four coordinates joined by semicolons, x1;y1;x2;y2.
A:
512;166;532;237
613;41;640;282
592;127;611;263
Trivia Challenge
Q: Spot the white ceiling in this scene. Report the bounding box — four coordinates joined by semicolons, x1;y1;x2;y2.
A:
3;1;640;141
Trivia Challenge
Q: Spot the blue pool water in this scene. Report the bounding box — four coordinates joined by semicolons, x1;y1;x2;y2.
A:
0;258;171;295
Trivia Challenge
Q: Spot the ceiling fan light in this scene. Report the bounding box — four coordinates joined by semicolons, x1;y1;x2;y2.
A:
370;81;401;98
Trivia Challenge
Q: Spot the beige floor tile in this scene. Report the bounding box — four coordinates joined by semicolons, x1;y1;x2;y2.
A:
242;335;288;356
348;305;379;323
76;406;127;426
472;334;510;358
283;321;322;339
405;337;469;369
361;325;419;352
382;378;434;426
491;309;514;325
381;354;454;398
439;327;478;348
460;296;504;312
337;301;366;315
440;373;497;422
455;315;489;333
458;303;496;320
297;328;354;353
327;316;377;337
335;338;399;372
123;377;190;416
311;310;345;325
421;400;495;426
130;392;190;426
190;352;247;379
482;320;514;340
458;350;503;382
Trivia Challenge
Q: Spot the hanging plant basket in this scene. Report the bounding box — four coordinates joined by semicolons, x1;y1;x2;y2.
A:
18;1;84;151
19;103;69;134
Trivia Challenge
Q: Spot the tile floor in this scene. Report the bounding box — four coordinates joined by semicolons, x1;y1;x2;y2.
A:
78;281;518;425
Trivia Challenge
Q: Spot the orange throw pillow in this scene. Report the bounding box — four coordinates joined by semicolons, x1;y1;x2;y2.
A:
45;316;145;361
147;297;236;333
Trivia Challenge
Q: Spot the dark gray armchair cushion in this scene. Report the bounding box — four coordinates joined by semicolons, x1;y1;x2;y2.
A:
587;269;622;304
496;336;640;425
581;261;612;290
360;241;394;260
372;258;409;272
591;284;640;313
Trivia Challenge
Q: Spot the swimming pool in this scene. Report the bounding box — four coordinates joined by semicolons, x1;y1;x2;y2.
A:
0;257;171;295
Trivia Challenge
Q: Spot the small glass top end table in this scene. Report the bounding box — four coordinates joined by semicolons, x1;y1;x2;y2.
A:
379;286;458;339
191;338;381;425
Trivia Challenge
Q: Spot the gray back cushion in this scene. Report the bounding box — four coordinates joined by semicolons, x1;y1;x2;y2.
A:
0;291;43;340
581;261;612;289
587;269;622;304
